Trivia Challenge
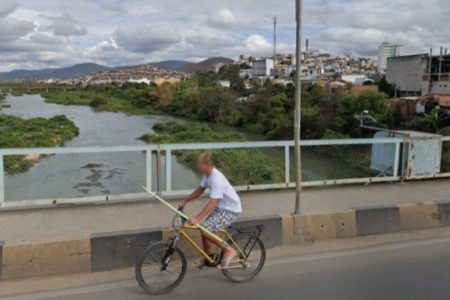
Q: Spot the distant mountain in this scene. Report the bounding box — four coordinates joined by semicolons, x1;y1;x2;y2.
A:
0;63;112;81
179;57;234;73
0;57;235;81
155;60;189;69
77;63;187;84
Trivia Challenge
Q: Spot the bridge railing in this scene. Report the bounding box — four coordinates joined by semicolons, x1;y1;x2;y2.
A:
0;137;448;210
441;136;450;177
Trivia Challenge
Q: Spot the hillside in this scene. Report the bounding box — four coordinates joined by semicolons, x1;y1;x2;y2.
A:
179;57;234;73
155;60;189;69
0;57;235;82
0;63;112;81
76;63;187;84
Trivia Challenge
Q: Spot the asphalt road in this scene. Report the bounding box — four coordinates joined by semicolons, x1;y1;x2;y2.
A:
6;237;450;300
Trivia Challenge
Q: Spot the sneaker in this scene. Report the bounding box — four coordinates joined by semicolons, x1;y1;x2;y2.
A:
217;250;237;270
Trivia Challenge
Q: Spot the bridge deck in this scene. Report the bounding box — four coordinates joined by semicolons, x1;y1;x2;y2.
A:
0;179;449;243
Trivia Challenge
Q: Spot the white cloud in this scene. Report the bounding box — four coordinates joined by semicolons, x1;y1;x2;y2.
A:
244;35;272;55
50;12;87;36
114;24;181;53
0;0;17;18
101;3;127;13
207;8;239;28
0;0;449;71
0;18;34;42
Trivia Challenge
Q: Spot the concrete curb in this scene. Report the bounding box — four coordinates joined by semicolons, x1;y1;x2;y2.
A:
91;228;162;272
1;238;90;280
1;201;450;280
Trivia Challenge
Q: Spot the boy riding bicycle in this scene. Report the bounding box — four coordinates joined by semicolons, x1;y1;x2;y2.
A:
179;152;242;269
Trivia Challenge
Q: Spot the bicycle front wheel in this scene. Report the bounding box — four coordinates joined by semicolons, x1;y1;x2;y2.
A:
135;241;187;295
222;233;266;283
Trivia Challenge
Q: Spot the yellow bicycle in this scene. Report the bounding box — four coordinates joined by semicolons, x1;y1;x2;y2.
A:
135;208;266;295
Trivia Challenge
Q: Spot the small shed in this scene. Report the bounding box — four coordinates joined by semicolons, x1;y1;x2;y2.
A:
371;130;442;177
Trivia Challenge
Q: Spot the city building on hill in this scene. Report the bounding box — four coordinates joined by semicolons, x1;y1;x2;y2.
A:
252;58;274;77
377;42;401;73
386;50;450;96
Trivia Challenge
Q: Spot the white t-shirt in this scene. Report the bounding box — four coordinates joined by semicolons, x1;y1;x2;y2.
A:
200;168;242;213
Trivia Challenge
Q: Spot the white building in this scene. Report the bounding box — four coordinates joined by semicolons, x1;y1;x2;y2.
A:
377;42;401;73
252;58;274;77
341;75;371;85
128;78;151;85
218;80;231;88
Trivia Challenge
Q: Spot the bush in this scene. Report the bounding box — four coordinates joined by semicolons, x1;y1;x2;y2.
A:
0;115;79;173
140;122;284;185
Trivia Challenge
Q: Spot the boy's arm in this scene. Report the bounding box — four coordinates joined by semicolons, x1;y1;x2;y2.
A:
188;198;218;225
179;186;206;208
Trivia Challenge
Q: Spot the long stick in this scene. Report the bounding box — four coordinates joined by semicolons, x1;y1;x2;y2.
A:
142;187;226;244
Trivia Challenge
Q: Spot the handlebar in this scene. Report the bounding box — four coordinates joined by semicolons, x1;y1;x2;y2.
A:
178;207;187;225
172;206;187;229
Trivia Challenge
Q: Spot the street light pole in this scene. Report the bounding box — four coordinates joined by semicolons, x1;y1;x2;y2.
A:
294;0;303;215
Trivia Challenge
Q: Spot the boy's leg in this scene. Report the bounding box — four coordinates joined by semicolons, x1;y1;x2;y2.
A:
201;232;212;255
202;232;235;261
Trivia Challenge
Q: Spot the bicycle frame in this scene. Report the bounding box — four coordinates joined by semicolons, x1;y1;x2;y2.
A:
176;225;247;265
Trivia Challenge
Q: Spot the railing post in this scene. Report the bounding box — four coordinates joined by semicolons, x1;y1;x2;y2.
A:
166;149;172;192
0;155;5;206
145;149;152;192
284;145;290;185
393;140;401;179
156;149;162;195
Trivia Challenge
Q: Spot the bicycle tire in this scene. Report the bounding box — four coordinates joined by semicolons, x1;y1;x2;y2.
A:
135;241;187;295
221;233;266;283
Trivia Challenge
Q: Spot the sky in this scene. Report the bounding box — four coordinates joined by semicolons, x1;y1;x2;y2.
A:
0;0;449;71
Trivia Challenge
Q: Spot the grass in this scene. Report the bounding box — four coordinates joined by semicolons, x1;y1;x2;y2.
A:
41;91;155;115
140;122;284;186
0;115;79;173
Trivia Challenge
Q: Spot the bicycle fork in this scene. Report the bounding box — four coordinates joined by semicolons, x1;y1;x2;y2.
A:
161;235;179;271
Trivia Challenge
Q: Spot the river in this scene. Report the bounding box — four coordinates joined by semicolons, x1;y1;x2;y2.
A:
1;94;374;202
1;94;208;201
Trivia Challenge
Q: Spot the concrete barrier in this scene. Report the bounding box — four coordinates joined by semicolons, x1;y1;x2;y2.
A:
398;202;440;230
302;210;357;242
437;202;450;226
356;206;400;236
233;215;282;248
90;228;162;272
0;241;3;280
2;201;450;281
1;238;90;280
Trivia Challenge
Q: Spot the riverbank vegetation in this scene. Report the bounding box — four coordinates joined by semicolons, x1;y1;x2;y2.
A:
41;83;156;115
0;115;79;173
1;66;447;141
140;122;284;185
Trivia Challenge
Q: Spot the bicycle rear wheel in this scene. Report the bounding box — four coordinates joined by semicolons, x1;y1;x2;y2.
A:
222;233;266;282
135;241;187;295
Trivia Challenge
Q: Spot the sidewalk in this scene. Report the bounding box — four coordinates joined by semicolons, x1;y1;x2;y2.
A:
0;179;449;243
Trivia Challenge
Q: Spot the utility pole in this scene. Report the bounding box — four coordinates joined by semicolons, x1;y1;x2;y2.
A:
273;15;277;60
294;0;303;215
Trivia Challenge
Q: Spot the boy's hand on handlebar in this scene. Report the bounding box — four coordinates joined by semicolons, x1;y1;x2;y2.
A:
178;200;188;209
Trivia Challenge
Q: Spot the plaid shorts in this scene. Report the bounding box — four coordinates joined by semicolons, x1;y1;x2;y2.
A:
203;207;239;233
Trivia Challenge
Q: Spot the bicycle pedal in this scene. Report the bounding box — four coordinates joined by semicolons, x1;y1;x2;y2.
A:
241;262;251;269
